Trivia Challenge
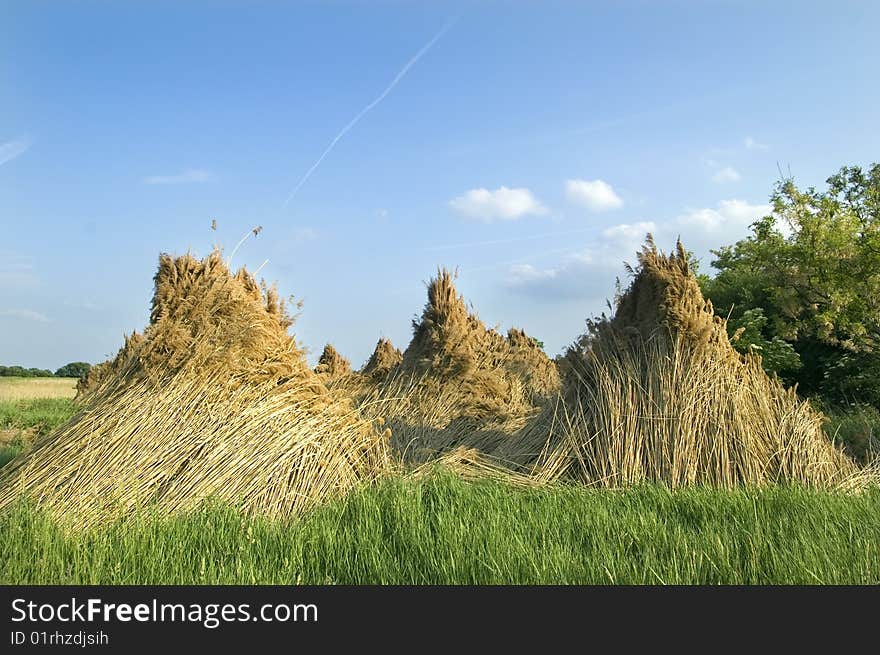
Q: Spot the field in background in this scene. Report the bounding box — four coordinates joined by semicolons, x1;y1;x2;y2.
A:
0;389;78;467
2;473;878;584
0;376;77;401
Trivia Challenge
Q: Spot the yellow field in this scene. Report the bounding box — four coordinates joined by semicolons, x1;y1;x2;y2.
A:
0;377;77;401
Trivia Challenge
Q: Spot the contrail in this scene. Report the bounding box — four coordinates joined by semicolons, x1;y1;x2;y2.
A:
283;16;460;208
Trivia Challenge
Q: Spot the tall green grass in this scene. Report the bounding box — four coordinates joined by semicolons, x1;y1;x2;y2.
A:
0;397;77;466
2;473;878;584
0;397;77;436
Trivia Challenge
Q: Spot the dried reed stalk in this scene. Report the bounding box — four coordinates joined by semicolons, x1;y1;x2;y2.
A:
0;250;392;529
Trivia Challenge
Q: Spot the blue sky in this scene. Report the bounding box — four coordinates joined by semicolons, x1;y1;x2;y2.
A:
2;1;879;370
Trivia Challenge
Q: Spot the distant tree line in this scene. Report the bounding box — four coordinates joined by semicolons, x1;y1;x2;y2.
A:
698;162;880;409
0;362;91;378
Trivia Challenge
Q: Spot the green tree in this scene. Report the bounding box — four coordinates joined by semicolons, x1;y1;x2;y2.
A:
701;163;880;404
54;362;91;378
728;308;802;376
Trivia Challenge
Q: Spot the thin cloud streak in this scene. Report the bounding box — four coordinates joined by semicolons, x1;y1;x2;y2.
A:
0;309;50;323
745;136;768;150
0;137;31;167
282;16;460;208
441;85;748;158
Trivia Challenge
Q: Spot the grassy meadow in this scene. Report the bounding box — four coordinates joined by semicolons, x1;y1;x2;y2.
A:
0;376;77;401
0;378;78;467
1;381;878;585
2;474;878;584
0;392;878;585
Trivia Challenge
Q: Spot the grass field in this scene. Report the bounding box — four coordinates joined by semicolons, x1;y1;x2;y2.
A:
0;382;78;466
1;395;878;584
0;376;77;401
1;474;878;584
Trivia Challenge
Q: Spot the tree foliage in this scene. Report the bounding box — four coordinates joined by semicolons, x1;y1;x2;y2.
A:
702;163;880;404
0;366;55;378
0;362;92;378
54;362;91;378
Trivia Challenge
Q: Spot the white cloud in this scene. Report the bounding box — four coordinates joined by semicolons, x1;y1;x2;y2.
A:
0;309;50;323
744;136;768;150
0;136;30;167
505;248;623;301
143;169;213;185
565;179;623;211
711;166;741;183
508;263;562;284
677;199;770;233
449;186;547;222
603;221;657;242
507;199;773;301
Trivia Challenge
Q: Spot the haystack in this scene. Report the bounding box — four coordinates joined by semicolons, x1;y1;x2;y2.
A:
0;250;390;528
75;331;143;397
401;269;559;419
531;237;867;488
314;344;352;379
361;338;403;379
362;268;560;462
